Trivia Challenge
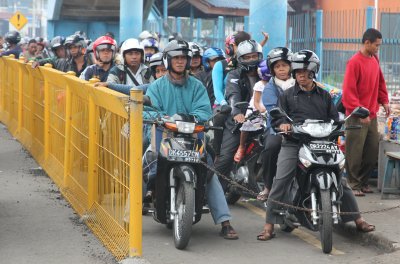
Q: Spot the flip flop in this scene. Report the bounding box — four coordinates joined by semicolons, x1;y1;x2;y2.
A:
356;220;375;232
361;186;374;193
257;188;270;202
353;189;365;197
220;225;239;240
256;229;275;241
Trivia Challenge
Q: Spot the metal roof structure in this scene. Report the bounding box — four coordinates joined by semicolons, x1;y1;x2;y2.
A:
54;0;295;21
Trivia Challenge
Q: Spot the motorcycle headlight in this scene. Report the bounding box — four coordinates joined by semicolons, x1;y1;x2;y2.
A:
176;121;195;134
300;157;312;168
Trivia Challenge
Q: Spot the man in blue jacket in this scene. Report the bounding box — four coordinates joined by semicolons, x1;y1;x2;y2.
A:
145;40;239;240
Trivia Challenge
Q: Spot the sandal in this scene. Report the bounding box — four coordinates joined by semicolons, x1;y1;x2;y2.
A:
220;225;239;240
353;189;365;197
256;229;276;241
257;188;270;202
234;147;246;162
356;220;375;233
361;185;374;193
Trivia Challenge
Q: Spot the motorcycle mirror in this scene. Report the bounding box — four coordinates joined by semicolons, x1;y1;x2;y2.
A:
234;101;249;110
270;107;293;123
219;105;232;115
269;108;285;118
143;95;152;106
351;107;370;119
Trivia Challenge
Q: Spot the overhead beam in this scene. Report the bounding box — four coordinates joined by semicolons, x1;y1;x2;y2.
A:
47;0;63;20
187;0;249;16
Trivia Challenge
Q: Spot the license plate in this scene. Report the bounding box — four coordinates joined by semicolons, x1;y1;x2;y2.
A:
168;149;200;163
308;142;340;154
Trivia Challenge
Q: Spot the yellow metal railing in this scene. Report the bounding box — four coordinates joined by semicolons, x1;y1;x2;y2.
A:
0;56;143;260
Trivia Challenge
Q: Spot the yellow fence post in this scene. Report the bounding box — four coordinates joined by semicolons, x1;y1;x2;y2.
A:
87;78;100;208
0;58;4;116
63;82;72;189
17;58;25;134
129;89;143;257
43;64;52;160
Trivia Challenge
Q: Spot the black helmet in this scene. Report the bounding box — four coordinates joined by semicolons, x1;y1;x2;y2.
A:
188;42;203;57
65;34;87;48
50;36;65;50
149;52;164;78
162;39;192;70
5;31;21;45
236;39;263;71
291;50;320;78
267;47;293;74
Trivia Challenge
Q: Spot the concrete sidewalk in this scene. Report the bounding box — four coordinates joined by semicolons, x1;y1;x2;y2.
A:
335;182;400;253
0;123;117;264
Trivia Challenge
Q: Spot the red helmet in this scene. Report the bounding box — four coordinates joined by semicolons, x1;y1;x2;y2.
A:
92;36;117;61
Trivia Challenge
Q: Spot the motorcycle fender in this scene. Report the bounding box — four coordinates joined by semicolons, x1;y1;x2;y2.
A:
315;171;334;190
173;165;197;185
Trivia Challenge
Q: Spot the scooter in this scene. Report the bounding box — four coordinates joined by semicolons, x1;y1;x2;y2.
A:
143;98;230;249
269;106;370;254
225;102;266;205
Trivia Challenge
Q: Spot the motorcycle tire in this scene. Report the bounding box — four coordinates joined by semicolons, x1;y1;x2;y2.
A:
174;181;195;250
319;189;333;254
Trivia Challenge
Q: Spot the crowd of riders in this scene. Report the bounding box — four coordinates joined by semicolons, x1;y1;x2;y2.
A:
0;27;382;242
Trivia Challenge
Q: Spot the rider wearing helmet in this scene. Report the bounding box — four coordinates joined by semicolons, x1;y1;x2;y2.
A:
148;52;167;79
46;33;91;75
259;49;374;241
211;31;251;157
233;59;271;162
50;36;66;58
188;42;204;75
213;39;263;193
107;38;153;85
256;47;296;201
31;36;66;69
140;38;160;63
0;31;22;58
145;39;239;240
195;47;226;106
80;35;117;82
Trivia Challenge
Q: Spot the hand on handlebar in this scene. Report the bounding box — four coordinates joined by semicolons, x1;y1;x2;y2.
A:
234;114;246;123
279;123;292;134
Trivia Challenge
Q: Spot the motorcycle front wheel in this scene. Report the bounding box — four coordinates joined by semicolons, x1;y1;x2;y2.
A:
174;181;195;249
319;189;333;254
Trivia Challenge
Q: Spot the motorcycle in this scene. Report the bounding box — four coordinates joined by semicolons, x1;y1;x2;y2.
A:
143;97;230;249
269;106;370;254
225;102;267;205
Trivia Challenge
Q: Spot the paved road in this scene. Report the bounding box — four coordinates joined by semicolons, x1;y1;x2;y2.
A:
0;123;393;264
141;200;382;264
0;124;117;264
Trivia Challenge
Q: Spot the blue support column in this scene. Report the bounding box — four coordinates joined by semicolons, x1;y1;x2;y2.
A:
249;0;287;56
218;16;224;50
120;0;143;42
190;5;194;40
366;6;376;29
176;17;181;34
315;10;323;82
47;20;55;40
88;22;107;40
244;16;249;32
163;0;168;42
196;18;202;43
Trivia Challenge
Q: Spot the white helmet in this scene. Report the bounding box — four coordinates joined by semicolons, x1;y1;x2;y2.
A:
120;38;145;64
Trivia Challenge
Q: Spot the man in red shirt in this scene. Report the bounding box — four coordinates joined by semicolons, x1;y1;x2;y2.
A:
342;28;390;196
